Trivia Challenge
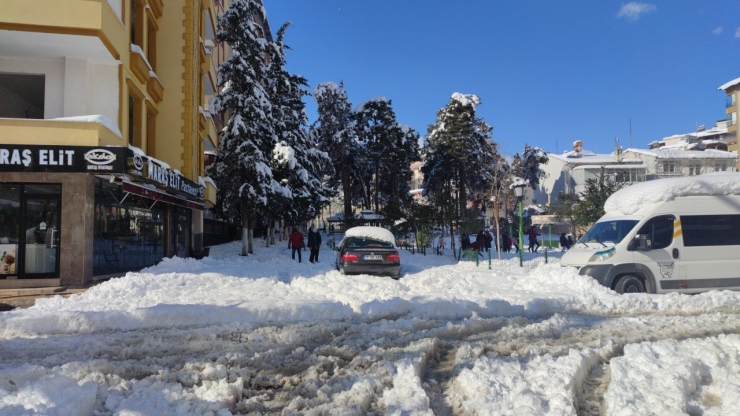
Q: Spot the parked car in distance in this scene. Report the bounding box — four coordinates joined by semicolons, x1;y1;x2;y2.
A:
335;226;401;279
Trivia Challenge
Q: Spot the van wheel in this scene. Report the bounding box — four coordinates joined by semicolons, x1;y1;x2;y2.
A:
615;275;645;294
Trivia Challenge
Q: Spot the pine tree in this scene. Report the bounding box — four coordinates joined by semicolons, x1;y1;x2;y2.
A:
512;144;549;189
421;93;499;253
207;0;275;256
267;23;333;236
312;82;359;223
378;124;420;221
353;98;396;211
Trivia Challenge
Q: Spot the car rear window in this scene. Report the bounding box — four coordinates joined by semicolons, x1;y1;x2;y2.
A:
345;237;394;249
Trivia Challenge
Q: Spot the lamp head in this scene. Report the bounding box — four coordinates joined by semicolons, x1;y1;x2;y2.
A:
513;184;525;198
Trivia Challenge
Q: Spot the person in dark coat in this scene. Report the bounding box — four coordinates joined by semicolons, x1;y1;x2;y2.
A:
483;227;493;252
288;227;304;263
308;226;322;263
560;232;568;252
461;233;471;250
502;232;511;253
474;230;486;257
567;234;574;248
528;226;540;253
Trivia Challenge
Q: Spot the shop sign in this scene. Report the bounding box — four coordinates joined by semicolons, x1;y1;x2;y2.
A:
125;150;204;202
0;145;126;173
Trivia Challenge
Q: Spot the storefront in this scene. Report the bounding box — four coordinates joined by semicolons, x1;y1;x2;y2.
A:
0;145;204;288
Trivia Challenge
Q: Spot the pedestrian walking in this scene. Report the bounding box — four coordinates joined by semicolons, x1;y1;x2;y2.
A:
528;226;540;253
484;227;493;252
308;226;322;263
438;234;446;255
461;233;471;250
567;234;574;248
475;230;486;257
511;234;519;253
288;227;304;263
560;232;568;252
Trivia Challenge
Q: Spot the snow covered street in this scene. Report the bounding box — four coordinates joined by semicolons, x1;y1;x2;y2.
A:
3;240;740;415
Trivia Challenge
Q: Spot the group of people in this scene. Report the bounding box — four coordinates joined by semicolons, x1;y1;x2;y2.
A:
450;226;575;254
559;232;575;251
458;227;496;257
288;226;322;263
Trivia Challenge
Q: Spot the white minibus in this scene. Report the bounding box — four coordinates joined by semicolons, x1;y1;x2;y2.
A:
560;173;740;294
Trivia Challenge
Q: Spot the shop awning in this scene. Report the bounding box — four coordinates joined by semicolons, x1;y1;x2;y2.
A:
122;181;204;211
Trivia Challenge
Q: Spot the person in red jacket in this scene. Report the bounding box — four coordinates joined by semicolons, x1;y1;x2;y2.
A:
288;227;304;263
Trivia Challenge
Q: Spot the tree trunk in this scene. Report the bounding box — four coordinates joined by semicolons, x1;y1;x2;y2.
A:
341;167;353;224
240;205;249;256
494;199;502;260
247;217;254;254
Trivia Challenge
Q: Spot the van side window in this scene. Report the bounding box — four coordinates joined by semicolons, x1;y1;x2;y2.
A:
636;215;674;250
681;215;740;246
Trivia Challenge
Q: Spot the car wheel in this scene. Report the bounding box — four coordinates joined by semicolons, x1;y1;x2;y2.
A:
615;274;645;294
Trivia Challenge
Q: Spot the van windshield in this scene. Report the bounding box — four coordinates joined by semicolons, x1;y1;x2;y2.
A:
578;220;639;245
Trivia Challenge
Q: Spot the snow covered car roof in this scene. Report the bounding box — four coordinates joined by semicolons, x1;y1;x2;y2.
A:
344;226;396;246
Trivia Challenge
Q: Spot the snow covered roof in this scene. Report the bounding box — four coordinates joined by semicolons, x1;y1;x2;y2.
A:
718;76;740;91
344;226;395;245
572;164;645;170
604;172;740;215
326;213;345;222
549;151;642;165
625;148;736;159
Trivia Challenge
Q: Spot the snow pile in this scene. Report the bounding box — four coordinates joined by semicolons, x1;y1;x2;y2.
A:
605;334;740;414
604;172;740;215
3;240;740;413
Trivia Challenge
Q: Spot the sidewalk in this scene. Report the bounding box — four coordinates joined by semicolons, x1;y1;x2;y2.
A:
0;285;92;311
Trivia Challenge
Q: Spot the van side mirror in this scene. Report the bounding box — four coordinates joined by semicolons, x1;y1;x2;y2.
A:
630;234;650;251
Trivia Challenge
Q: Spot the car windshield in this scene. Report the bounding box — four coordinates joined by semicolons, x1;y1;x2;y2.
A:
345;237;394;249
577;219;639;245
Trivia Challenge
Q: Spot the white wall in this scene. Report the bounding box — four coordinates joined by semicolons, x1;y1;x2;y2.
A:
536;157;568;205
63;58;119;125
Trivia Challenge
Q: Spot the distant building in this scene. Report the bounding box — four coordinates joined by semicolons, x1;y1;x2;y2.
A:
537;140;647;205
718;76;739;170
647;120;733;152
623;148;736;179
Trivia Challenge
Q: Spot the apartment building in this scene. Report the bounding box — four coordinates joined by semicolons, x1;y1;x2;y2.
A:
719;76;739;170
536;140;647;205
0;0;224;288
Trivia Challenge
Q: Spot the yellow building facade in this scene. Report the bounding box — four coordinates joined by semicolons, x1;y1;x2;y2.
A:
719;77;739;170
0;0;224;288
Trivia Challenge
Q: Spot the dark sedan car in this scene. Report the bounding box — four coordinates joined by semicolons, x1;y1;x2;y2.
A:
335;226;401;279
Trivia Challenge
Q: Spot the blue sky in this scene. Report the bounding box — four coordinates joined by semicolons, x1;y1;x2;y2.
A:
265;1;740;156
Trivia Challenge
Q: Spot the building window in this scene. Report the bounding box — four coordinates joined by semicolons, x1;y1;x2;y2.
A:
147;16;157;71
662;162;676;174
0;73;45;119
128;86;144;148
688;164;701;175
146;104;157;157
715;162;726;172
130;0;144;48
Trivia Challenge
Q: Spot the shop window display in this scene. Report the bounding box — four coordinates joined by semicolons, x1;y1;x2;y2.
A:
93;180;165;275
0;185;20;276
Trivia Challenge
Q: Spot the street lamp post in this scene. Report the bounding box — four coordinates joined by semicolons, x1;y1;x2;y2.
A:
513;183;526;267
